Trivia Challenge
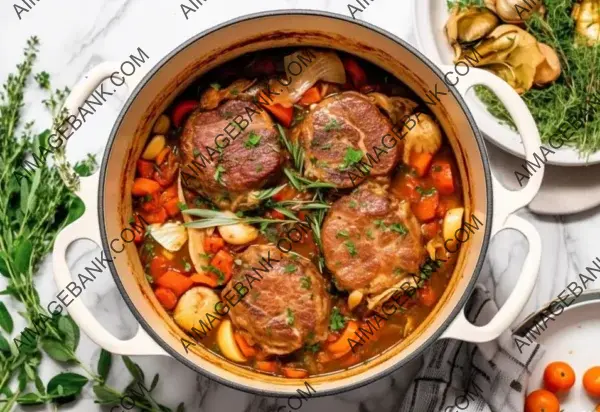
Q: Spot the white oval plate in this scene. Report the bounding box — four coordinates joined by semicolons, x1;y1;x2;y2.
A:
515;290;600;411
413;0;600;166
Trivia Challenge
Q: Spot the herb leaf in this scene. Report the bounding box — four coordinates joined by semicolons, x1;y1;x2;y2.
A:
329;307;346;331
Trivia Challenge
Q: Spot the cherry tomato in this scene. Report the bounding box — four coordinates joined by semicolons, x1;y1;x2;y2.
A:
583;366;600;397
524;389;560;412
172;100;198;127
543;361;576;393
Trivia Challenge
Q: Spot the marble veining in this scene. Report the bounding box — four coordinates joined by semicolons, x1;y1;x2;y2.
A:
1;0;599;410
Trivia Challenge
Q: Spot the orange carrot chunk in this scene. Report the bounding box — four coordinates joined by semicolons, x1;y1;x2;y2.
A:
298;87;321;105
155;271;194;297
189;273;219;288
211;250;234;284
203;236;225;254
327;320;359;356
255;360;278;373
413;191;439;222
132;178;161;197
264;103;293;127
418;284;437;307
431;160;455;195
409;151;434;177
282;367;309;379
163;198;181;217
155;287;178;310
139;207;168;224
160;184;179;204
234;333;257;358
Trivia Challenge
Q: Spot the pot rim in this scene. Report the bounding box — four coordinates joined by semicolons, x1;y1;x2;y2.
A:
98;9;493;397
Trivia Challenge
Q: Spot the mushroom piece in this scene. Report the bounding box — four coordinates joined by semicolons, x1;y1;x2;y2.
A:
173;286;221;334
455;25;521;67
446;6;500;58
366;276;418;311
572;0;600;46
402;113;443;165
485;0;543;23
534;43;562;86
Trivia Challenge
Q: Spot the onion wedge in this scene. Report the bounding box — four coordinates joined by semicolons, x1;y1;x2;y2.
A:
177;174;210;273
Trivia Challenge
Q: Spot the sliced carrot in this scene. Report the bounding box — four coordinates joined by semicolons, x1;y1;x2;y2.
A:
149;256;170;282
155;287;178;310
136;159;155;179
255;360;278;373
282;367;309;379
132;178;161;197
234;333;257;358
326;333;340;343
160;184;179;204
155;147;171;166
189;273;219;288
413;192;439;222
264;103;293;127
342;57;367;89
327;320;359;356
409;151;434;177
431;160;455;195
211;250;234;284
163;197;181;217
298;87;321;105
418;284;437;307
155;271;194;297
203;236;225;254
421;221;440;240
139;207;168;224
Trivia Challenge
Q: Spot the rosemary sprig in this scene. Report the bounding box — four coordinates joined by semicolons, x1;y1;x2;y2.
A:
283;168;336;192
276;124;304;172
183;209;298;229
251;184;286;201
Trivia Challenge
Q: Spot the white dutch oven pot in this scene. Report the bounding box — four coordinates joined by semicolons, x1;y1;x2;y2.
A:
52;11;543;397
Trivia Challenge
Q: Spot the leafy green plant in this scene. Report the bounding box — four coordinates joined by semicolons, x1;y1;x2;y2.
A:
0;37;183;411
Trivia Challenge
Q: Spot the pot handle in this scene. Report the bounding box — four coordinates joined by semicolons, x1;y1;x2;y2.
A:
52;64;166;355
439;67;543;342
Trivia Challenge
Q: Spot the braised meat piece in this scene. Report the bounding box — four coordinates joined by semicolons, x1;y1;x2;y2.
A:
223;245;330;355
179;100;284;210
291;91;400;188
321;179;427;296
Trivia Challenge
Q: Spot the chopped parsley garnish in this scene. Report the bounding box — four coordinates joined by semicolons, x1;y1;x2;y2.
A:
366;228;375;240
284;264;297;273
336;230;349;239
142;194;153;203
344;240;358;257
348;200;358;209
198;252;213;259
416;186;437;196
244;132;261;148
145;273;154;284
214;165;225;184
324;118;342;132
305;343;320;353
286;308;295;326
255;164;264;172
177;202;188;211
390;223;408;235
223;111;234;119
321;143;332;150
300;276;312;289
193;148;201;157
393;267;404;276
230;88;239;96
339;147;363;170
201;265;225;284
210;83;221;90
329;307;346;331
374;219;387;230
432;165;442;172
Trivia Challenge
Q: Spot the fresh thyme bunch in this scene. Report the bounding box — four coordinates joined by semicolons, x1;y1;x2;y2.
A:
0;37;183;411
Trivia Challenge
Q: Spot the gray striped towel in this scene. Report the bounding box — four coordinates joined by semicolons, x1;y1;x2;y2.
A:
399;286;544;412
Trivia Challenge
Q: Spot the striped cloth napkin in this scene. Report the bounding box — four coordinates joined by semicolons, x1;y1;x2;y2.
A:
399;286;544;412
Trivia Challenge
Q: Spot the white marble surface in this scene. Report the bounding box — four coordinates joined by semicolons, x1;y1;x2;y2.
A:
1;0;599;411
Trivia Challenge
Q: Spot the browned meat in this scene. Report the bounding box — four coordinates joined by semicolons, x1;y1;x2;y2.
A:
179;99;284;210
321;179;427;296
291;91;400;188
223;245;330;355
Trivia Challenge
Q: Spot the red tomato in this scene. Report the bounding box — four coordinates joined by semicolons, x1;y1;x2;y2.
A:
172;100;198;127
